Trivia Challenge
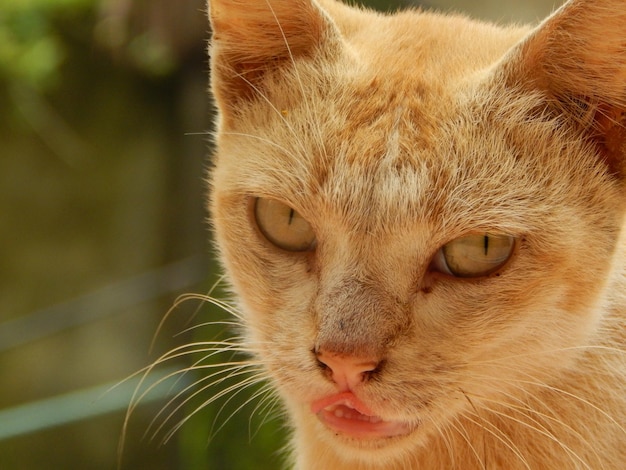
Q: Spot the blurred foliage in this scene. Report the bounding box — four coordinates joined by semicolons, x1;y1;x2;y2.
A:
0;0;203;93
0;0;93;89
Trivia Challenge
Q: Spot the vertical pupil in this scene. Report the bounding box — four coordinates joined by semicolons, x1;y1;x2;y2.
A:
483;235;489;255
288;208;295;225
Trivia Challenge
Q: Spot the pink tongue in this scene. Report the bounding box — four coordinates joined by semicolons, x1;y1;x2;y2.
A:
311;391;374;416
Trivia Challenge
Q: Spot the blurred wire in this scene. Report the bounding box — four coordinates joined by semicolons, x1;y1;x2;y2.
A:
0;365;188;441
0;255;209;353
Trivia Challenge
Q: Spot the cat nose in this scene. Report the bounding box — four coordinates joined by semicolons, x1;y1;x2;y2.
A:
316;350;380;390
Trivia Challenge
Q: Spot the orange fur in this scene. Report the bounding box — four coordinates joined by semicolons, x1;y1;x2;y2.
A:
207;0;626;468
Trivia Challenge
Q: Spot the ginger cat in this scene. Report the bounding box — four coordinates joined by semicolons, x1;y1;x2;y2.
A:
205;0;626;468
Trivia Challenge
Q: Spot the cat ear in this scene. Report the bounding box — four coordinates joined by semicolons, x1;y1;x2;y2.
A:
502;0;626;177
208;0;340;116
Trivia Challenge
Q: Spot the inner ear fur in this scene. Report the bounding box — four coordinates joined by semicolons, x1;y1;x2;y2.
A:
503;0;626;177
208;0;338;109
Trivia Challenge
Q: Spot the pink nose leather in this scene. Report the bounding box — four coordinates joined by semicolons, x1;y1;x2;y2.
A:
316;351;380;390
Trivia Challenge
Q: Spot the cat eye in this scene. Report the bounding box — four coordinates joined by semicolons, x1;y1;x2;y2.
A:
432;233;515;278
254;198;316;251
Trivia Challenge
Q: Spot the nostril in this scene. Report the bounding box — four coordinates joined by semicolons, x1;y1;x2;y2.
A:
364;360;382;379
315;349;382;389
315;357;334;383
315;355;330;372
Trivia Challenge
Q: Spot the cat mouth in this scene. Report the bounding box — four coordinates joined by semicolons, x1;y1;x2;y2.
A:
311;392;413;439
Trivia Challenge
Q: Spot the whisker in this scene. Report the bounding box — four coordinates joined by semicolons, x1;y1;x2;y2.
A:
124;342;254;429
465;381;605;467
247;384;282;442
161;371;268;445
448;416;485;469
149;341;253;371
183;131;211;136
465;363;626;438
174;321;245;337
209;380;275;442
177;275;231;332
148;277;232;354
431;418;458;468
477;400;593;470
150;365;265;443
167;291;243;321
161;338;257;392
525;378;626;438
461;409;532;470
137;360;256;434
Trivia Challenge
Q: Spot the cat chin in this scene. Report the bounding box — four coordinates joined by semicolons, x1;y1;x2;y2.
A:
316;419;416;446
310;416;426;467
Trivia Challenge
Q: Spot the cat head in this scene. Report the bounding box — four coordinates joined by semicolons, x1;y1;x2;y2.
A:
208;0;626;464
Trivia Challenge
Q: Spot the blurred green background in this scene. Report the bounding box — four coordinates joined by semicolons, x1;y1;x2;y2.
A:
0;0;559;469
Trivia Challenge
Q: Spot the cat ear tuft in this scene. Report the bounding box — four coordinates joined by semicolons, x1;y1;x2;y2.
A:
504;0;626;177
208;0;339;114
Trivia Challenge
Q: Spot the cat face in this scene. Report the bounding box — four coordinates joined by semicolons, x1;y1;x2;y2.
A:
208;0;626;466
